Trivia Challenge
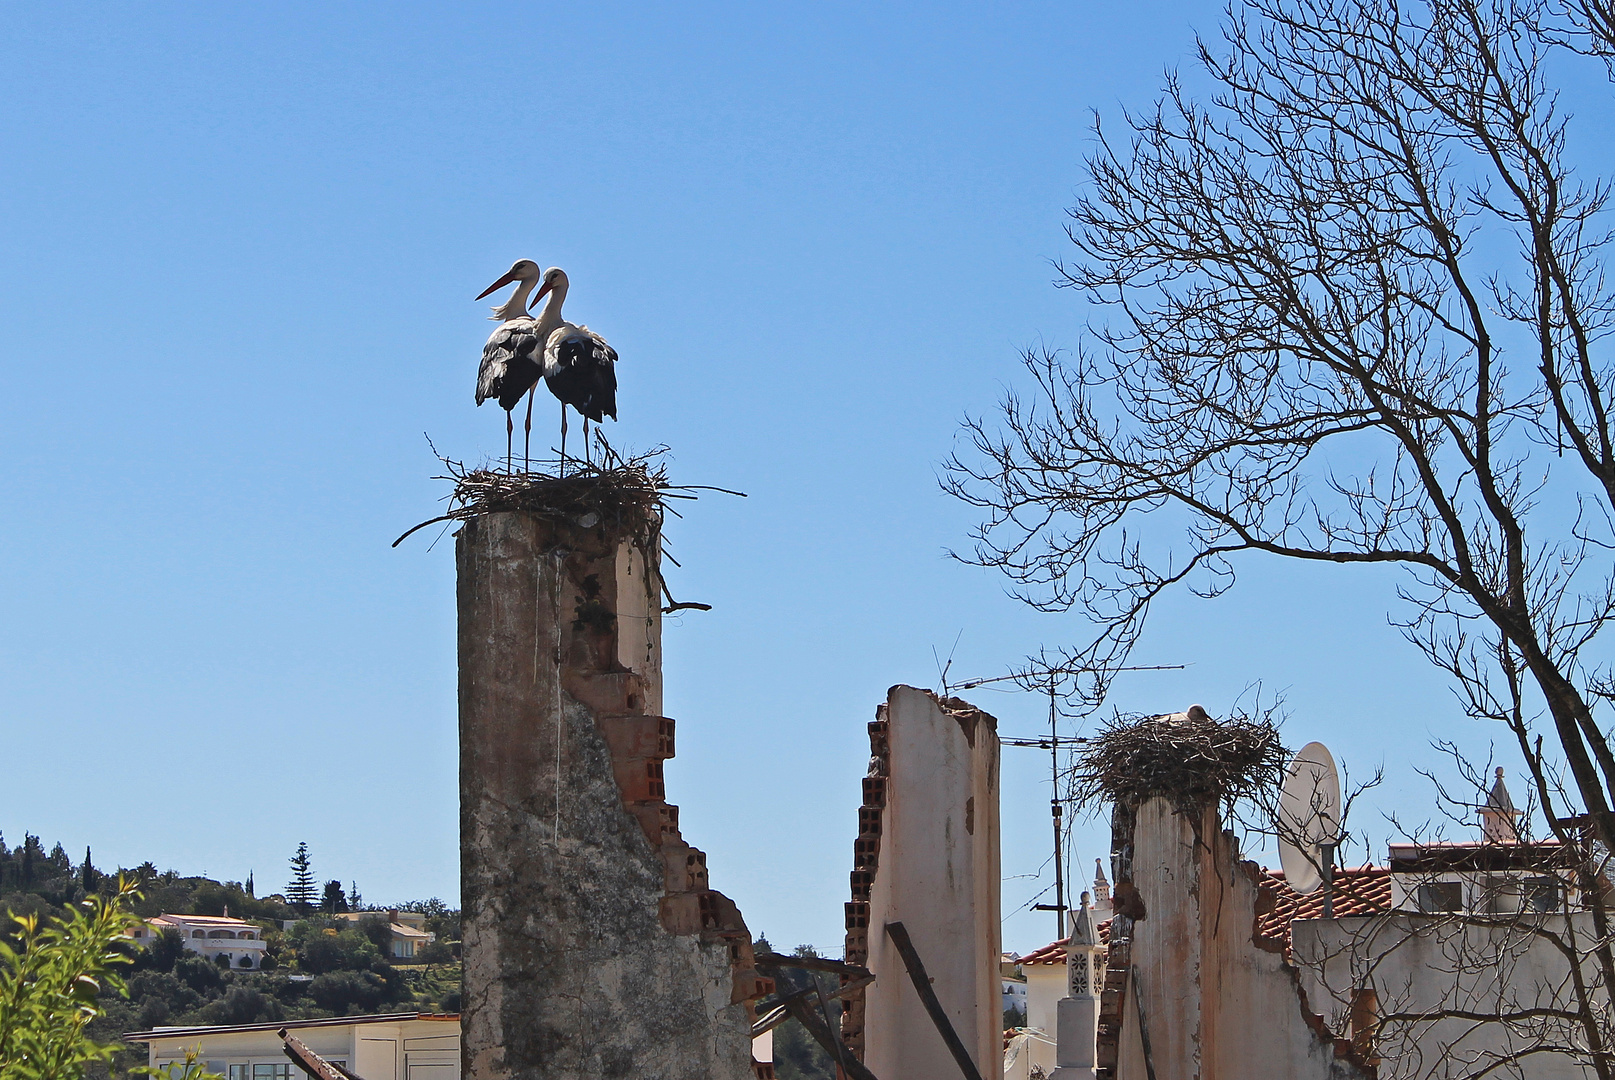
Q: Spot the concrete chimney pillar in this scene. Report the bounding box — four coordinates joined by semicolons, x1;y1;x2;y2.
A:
1052;893;1101;1080
457;507;757;1080
851;685;1001;1080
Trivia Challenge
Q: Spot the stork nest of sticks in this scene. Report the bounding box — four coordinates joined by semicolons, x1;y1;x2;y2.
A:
394;440;741;562
1071;709;1288;815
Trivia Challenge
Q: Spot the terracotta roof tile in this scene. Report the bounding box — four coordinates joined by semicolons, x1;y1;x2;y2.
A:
1255;866;1393;955
1016;919;1112;966
1014;867;1393;964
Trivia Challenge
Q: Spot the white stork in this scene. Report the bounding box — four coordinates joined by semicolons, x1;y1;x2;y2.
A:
527;267;618;465
474;258;547;469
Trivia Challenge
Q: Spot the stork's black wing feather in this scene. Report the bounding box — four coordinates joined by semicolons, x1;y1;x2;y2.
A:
477;323;544;411
545;335;618;422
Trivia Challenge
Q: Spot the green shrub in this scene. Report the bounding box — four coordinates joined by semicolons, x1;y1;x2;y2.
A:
174;954;224;995
309;970;388;1014
0;879;219;1080
200;987;281;1027
295;928;379;975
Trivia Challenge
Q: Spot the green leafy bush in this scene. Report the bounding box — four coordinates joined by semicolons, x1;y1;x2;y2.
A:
0;880;219;1080
293;927;380;974
309;970;389;1013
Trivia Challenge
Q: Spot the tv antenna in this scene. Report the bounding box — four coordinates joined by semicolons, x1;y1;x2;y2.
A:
950;662;1185;940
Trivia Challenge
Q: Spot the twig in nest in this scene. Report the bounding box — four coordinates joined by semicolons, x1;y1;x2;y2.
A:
660;579;712;614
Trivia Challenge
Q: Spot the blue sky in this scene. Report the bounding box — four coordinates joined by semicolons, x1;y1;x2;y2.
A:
0;1;1540;956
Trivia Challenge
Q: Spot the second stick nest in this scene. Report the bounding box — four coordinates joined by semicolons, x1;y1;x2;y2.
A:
1073;709;1288;814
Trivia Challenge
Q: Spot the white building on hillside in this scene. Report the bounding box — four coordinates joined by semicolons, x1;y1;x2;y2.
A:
132;914;269;970
126;1012;460;1079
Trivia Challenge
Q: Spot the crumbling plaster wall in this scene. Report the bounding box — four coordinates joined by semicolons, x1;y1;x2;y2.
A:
458;510;758;1080
852;685;1002;1080
1104;797;1369;1080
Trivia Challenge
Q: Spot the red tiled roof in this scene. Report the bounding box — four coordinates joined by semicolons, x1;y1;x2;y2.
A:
1014;867;1393;964
1018;938;1068;965
1017;920;1112;966
1255;866;1393;955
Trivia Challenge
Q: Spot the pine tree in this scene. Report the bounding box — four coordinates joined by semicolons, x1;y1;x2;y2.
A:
80;846;98;893
349;881;363;911
246;871;255;897
321;880;348;914
286;842;317;912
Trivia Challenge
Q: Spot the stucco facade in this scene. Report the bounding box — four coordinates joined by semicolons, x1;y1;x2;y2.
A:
859;685;1002;1080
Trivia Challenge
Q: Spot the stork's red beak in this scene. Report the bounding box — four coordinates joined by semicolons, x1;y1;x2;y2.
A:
476;269;520;301
529;281;554;309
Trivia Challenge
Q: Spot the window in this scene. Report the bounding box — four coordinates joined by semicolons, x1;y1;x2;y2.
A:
1417;881;1464;912
1526;877;1561;913
1482;876;1523;915
229;1067;248;1080
192;931;205;939
252;1065;292;1080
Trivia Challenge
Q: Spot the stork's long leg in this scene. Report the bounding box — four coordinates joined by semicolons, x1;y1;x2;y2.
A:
583;417;591;466
523;386;537;472
559;403;568;477
506;411;514;471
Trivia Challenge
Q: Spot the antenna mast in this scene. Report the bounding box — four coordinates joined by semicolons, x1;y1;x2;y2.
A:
1050;682;1065;940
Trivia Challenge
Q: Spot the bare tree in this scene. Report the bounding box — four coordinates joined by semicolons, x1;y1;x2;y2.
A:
948;0;1615;860
945;0;1615;1072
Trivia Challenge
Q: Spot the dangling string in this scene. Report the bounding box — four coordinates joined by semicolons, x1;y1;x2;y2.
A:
549;550;566;847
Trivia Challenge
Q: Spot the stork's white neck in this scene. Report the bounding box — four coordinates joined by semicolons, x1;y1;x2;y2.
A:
533;279;568;326
490;278;539;322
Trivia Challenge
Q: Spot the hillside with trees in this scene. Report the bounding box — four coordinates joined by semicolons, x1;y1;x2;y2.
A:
0;833;460;1077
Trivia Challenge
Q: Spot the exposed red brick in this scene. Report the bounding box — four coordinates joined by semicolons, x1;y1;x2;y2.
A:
839;707;890;1059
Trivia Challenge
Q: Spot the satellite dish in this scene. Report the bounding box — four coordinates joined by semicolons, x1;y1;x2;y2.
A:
1276;741;1342;894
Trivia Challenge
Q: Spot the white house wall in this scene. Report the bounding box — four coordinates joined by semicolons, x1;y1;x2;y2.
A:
1025;963;1066;1075
1292;913;1604;1079
144;1019;460;1080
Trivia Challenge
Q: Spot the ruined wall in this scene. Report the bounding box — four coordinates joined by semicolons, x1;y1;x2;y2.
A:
458;510;760;1080
1099;797;1369;1080
851;685;1002;1080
